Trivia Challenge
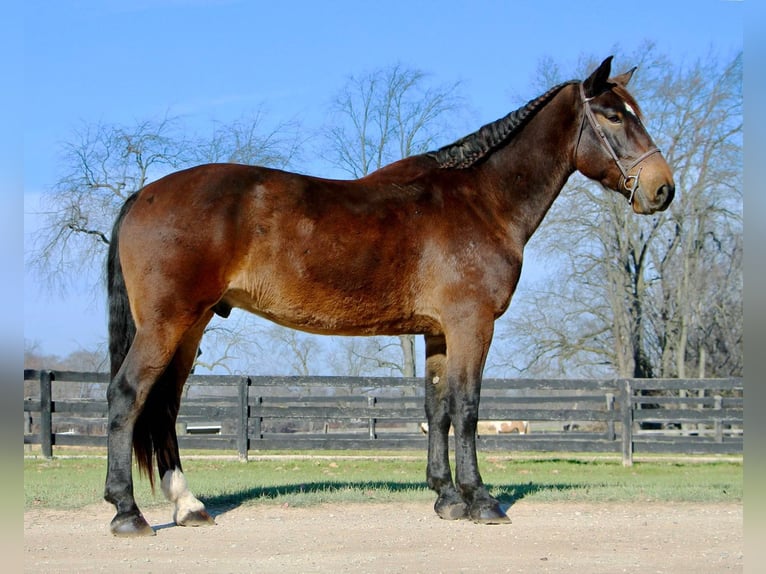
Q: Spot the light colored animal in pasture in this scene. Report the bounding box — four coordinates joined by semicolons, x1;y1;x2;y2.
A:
420;420;529;436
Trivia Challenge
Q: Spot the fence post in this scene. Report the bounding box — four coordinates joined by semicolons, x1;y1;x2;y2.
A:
605;393;615;441
40;370;53;459
237;376;250;462
714;395;723;443
368;396;377;439
620;379;633;467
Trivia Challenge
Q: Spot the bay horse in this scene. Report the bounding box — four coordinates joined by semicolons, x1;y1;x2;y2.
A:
104;56;674;536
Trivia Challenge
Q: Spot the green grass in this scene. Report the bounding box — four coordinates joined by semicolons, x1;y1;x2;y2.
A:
24;449;742;511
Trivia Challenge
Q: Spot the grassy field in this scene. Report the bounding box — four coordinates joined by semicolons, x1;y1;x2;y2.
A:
24;448;742;511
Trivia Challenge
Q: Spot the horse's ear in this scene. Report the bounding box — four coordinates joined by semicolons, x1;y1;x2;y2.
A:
583;56;614;98
611;66;637;87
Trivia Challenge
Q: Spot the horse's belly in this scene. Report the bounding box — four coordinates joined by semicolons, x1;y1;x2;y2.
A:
221;283;440;337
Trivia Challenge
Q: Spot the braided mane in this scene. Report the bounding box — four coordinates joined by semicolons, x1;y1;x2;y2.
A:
428;80;578;169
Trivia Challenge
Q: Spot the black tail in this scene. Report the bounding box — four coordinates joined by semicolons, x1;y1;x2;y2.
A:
108;192;139;379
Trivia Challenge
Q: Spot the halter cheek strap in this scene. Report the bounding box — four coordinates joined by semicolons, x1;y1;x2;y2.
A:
577;83;660;204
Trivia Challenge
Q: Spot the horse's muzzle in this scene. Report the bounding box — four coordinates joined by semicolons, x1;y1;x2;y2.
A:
634;182;675;214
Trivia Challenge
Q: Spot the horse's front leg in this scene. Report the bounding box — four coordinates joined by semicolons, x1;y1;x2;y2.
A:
451;382;510;524
424;335;468;520
447;322;510;524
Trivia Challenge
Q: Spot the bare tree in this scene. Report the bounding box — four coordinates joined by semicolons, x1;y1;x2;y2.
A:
491;47;742;379
28;111;305;373
648;52;743;378
24;339;109;399
327;337;409;377
322;63;466;376
192;110;303;167
29;115;190;292
257;326;322;377
24;339;107;372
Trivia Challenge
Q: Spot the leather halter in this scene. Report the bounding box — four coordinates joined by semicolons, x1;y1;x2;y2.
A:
576;83;661;205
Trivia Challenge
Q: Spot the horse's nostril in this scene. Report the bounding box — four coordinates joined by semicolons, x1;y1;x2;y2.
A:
656;183;675;207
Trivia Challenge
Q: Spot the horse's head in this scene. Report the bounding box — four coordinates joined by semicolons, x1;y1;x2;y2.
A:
574;57;675;214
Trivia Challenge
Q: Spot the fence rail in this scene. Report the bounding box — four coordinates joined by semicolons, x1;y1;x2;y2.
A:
23;370;743;465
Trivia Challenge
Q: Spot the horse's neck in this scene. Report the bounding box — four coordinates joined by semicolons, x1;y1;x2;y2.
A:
480;89;579;243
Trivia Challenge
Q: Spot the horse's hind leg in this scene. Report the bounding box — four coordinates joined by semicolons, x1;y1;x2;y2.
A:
155;317;215;527
105;328;180;537
424;334;467;520
106;308;214;536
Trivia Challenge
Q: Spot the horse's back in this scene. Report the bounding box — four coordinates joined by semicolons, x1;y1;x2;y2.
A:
117;162;442;335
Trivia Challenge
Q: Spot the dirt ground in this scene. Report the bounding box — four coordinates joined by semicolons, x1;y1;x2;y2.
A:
24;500;742;573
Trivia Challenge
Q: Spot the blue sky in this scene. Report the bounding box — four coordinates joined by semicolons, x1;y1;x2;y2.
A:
22;0;744;359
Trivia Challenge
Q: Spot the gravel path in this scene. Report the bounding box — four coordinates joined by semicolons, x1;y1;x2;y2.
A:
24;500;742;573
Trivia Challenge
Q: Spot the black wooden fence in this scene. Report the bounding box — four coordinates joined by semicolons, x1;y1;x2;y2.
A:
23;370;743;466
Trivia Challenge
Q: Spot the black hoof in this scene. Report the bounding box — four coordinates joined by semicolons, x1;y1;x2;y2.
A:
470;501;511;525
434;493;469;520
110;512;155;537
176;508;215;527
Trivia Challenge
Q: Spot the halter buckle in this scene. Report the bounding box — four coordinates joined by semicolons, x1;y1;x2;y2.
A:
624;167;642;205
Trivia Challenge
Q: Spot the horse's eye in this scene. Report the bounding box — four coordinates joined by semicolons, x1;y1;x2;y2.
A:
606;114;622;124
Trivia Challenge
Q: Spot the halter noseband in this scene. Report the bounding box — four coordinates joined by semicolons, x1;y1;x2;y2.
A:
576;83;661;205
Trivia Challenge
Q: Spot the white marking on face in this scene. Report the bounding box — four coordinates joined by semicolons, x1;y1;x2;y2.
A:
624;102;637;117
